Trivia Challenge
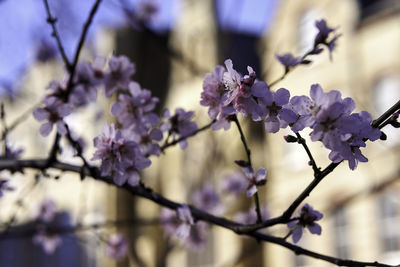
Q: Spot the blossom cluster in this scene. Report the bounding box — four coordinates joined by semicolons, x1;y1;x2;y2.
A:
33;55;198;186
201;58;298;133
201;61;380;170
292;84;381;169
90;56;198;185
91;123;151;186
275;19;342;70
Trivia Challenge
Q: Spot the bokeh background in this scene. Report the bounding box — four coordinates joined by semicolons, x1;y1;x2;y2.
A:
0;0;400;266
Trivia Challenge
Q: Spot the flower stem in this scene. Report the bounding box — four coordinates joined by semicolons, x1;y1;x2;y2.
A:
294;132;320;175
233;115;262;223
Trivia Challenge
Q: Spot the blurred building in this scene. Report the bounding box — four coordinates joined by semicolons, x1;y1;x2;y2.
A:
262;0;400;266
0;27;121;267
129;0;400;266
1;0;399;266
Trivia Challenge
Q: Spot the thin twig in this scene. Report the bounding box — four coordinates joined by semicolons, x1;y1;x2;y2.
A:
251;231;397;267
268;71;287;88
43;0;72;69
0;103;8;145
160;120;215;152
47;133;61;166
232;115;263;224
294;132;320;175
3;101;42;138
64;123;94;180
268;48;314;88
66;0;103;93
372;99;400;129
43;0;104;164
232;116;252;166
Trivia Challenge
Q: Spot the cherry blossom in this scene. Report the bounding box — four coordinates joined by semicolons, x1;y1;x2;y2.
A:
287;203;323;243
220;171;247;196
33;229;62;254
106;234;129;261
275;53;304;70
104;55;135;97
92;124;151;186
161;108;198;149
33;97;72;136
242;167;267;198
192;184;223;215
111;81;159;132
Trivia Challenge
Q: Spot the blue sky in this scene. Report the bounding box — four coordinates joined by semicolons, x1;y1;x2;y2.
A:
216;0;278;35
0;0;276;93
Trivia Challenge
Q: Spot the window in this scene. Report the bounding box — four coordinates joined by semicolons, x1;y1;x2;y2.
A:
379;192;400;253
0;212;93;267
373;75;400;147
358;0;400;21
333;207;349;258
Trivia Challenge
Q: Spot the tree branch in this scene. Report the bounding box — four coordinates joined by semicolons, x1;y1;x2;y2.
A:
294;132;320;175
160;120;215;152
66;0;103;92
0;158;396;267
43;0;72;70
233;115;263;224
372;99;400;129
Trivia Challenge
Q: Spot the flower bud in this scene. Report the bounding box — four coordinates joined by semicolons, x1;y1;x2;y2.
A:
234;160;248;167
284;135;298;143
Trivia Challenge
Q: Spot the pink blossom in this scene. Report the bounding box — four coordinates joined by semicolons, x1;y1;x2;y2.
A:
176;205;194;238
111;81;159;132
242;167;267;197
92;124;151;186
161;108;198;149
33;229;62;254
104;55;135;97
220;171;247;196
192;184;223;215
33;97;72;136
287;204;323;243
36;199;57;223
106;234;129;261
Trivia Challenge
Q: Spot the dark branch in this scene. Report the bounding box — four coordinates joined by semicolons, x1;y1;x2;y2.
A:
251;232;398;267
372;99;400;129
160;120;215;152
66;0;103;93
0;158;396;267
233;115;263;224
294;132;320;175
43;0;71;69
